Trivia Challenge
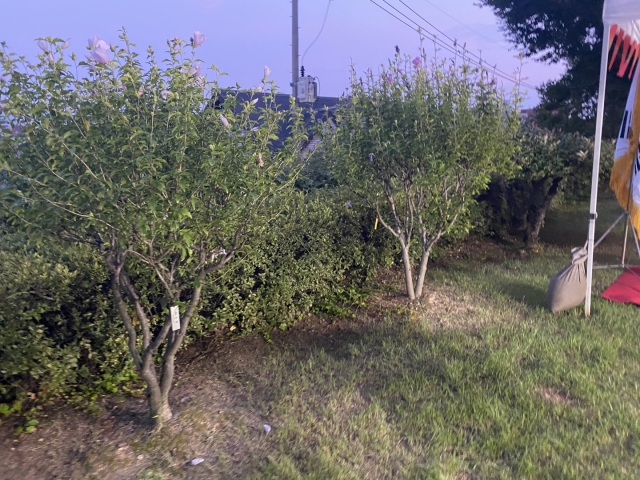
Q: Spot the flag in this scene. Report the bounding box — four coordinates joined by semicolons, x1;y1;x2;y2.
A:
610;62;640;233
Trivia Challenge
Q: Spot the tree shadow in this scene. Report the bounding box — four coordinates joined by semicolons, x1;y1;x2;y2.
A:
494;280;548;309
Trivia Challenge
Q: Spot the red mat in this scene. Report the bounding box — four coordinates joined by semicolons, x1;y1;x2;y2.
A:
601;267;640;305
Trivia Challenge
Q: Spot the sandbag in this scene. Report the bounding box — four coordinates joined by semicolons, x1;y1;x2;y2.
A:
547;247;588;313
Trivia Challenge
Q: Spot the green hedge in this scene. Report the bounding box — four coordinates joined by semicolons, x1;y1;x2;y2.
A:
0;190;396;415
0;233;132;414
196;191;396;334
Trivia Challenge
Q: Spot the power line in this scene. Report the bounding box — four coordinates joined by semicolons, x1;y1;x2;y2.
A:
367;0;535;90
377;0;516;82
369;0;467;60
420;0;510;53
388;0;524;86
301;0;333;69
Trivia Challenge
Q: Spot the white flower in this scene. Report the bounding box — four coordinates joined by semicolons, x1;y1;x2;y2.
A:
189;62;202;77
257;152;264;167
219;114;229;128
263;66;271;79
191;31;206;47
89;47;109;64
161;90;170;100
36;40;49;52
88;36;109;50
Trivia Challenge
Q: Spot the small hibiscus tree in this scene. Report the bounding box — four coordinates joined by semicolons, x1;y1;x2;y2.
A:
325;53;519;301
0;31;305;426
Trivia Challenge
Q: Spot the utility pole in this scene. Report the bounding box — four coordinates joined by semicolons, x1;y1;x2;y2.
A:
292;0;299;99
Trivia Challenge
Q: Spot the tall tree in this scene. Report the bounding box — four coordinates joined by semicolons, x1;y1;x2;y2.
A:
479;0;632;138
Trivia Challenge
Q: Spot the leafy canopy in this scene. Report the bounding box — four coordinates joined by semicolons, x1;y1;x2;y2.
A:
325;52;519;300
0;30;306;425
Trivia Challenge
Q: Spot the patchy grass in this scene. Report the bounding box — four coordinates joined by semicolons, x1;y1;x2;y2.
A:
2;199;640;479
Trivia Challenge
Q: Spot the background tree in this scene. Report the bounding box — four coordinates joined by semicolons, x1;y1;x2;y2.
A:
482;121;615;246
324;53;519;301
479;0;631;138
0;32;305;427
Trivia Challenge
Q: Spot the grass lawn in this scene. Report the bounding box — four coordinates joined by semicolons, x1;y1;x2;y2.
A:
1;199;639;479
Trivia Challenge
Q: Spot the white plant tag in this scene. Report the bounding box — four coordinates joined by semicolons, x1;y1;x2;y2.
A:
170;306;180;331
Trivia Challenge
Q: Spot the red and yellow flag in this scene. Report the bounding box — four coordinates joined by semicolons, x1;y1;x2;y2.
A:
610;59;640;233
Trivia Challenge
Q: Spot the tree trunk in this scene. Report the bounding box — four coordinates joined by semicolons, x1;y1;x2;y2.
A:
107;251;207;430
140;361;173;428
525;177;562;247
401;244;416;301
148;389;172;426
414;247;430;299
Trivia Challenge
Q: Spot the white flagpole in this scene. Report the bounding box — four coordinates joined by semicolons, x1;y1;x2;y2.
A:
585;25;612;316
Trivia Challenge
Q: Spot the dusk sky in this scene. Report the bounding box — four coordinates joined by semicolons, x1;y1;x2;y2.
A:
2;0;566;107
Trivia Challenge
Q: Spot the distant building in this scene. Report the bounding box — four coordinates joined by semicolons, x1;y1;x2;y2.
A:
213;91;341;155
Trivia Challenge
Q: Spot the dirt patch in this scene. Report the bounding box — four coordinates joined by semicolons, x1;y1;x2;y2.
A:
366;271;523;332
536;387;575;406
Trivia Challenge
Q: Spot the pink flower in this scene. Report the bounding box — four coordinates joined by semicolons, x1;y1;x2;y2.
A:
264;66;271;79
395;45;400;54
412;57;421;67
36;40;49;52
89;47;110;64
161;90;170;100
61;39;70;49
191;31;206;47
88;36;109;50
137;85;145;96
189;62;202;77
47;52;54;63
219;114;230;128
386;75;393;84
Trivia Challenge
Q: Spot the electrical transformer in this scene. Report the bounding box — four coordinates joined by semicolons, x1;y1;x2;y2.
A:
296;76;318;104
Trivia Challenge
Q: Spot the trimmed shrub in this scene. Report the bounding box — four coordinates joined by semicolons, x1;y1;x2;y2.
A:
197;190;396;335
0;233;132;413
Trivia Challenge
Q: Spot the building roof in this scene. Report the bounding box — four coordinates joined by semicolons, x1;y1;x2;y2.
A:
212;90;341;150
